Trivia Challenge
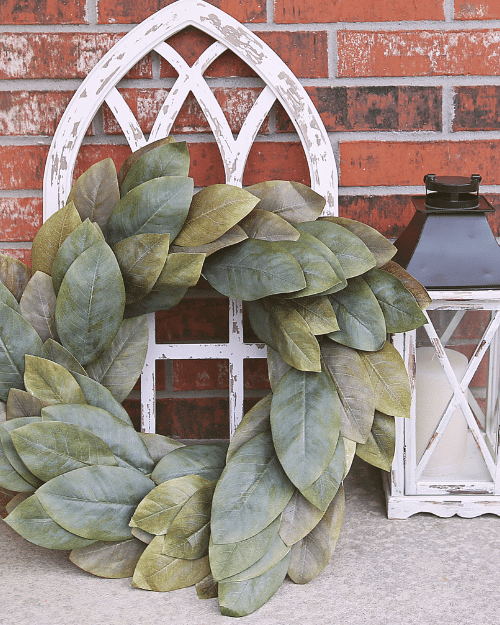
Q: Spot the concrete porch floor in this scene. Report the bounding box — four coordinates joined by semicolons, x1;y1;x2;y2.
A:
1;456;499;625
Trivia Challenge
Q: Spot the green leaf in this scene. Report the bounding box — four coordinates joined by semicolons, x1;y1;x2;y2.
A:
85;316;148;402
0;253;32;301
5;494;97;549
19;272;58;342
161;481;215;560
288;484;345;584
245;180;325;224
297;220;376;279
218;551;291;617
31;201;82;275
270;368;341;491
130;475;211;535
221;532;290;583
328;276;386;351
36;465;155;541
131;527;155;544
151;443;227;485
293;230;346;295
202;238;306;300
55;240;125;366
105;176;193;247
290;296;339;335
381;260;432;311
244;299;278;350
0;302;47;402
356;411;396;471
121;142;190;196
226;394;271;463
209;515;282;582
41;403;154;474
363;267;427;332
51;219;103;294
279;489;323;547
0;418;43;488
132;535;210;591
138;433;184;464
267;299;321;371
238;208;300;241
44;339;87;377
0;280;21;312
113;233;170;304
211;432;294;544
70;538;146;578
0;431;37;492
174;184;259;247
117;137;176;188
196;574;218;600
321;217;396;268
300;436;345;512
24;355;86;405
171;224;247;256
321;342;375;443
72;372;133;426
361;341;411;419
5;492;29;514
266;346;291;390
67;158;120;229
6;388;48;420
343;437;357;479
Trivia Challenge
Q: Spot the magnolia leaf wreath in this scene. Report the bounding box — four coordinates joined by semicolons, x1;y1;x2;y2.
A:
0;139;430;617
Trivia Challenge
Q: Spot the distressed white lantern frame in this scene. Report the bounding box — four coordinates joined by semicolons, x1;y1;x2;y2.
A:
42;0;338;438
386;290;500;518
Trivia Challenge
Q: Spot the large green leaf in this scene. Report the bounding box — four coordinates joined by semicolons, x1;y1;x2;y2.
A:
279;489;323;547
120;142;190;197
0;430;37;492
211;431;294;544
381;260;432;311
266;346;291;390
113;233;170;304
363;268;427;332
161;481;215;560
51;219;103;294
221;531;290;583
218;551;291;617
290;296;339;335
11;420;117;482
55;240;125;366
356;411;396;471
36;465;154;541
0;418;43;489
138;433;184;464
0;280;21;312
209;515;281;582
0;253;32;301
85;316;148;402
43;339;87;377
151;443;227;485
72;372;133;426
130;475;211;535
41;403;154;474
117;137;176;187
105;176;193;247
171;224;247;256
70;538;146;579
31;201;82;275
226;394;272;463
67;158;120;229
174;184;259;247
361;341;411;419
132;535;210;591
19;272;58;342
5;494;97;550
270;368;341;491
293;231;346;295
24;355;86;405
238;208;300;241
321;342;375;443
244;299;278;351
202;238;306;300
300;435;345;512
328;277;386;351
6;388;48;420
0;302;47;401
297;220;376;279
343;437;357;479
196;574;218;600
321;217;396;268
245;180;325;224
288;484;345;584
267;300;321;371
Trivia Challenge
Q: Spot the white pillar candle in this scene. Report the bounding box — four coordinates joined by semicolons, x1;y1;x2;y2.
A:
416;346;468;477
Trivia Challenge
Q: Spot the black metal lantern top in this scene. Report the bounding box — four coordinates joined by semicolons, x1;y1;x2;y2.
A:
393;174;500;290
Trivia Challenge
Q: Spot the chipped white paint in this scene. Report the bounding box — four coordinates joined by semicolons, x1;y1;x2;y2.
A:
43;0;338;439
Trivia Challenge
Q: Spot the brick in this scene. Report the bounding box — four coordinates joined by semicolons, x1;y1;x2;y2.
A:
0;91;91;136
0;247;31;266
453;86;500;131
97;0;266;24
0;146;48;190
274;0;444;22
244;359;271;390
172;359;229;391
455;0;500;19
338;30;500;77
339;195;415;240
103;87;269;135
340;141;500;187
161;30;328;79
156;397;230;439
276;86;442;133
156;298;229;343
0;33;152;80
0;198;42;242
74;145;133;182
0;0;86;24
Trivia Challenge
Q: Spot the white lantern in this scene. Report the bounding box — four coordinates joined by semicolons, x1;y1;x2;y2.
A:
384;175;500;518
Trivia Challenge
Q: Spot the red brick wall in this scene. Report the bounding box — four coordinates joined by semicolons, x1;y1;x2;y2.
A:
1;0;499;438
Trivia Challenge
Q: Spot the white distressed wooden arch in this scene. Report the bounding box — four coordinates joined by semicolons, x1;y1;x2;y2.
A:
43;0;338;437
